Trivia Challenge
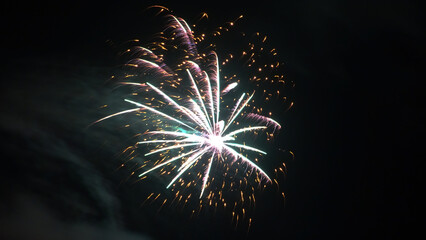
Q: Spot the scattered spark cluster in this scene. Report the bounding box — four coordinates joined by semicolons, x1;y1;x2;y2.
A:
96;6;294;228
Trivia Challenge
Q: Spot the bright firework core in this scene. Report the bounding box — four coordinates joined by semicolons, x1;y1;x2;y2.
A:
207;120;225;152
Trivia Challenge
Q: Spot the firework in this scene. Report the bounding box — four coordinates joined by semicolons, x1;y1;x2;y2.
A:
96;7;291;220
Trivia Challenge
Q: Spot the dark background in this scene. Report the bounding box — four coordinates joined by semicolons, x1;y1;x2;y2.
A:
1;0;424;239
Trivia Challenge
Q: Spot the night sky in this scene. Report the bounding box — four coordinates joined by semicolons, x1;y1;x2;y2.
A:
1;1;424;239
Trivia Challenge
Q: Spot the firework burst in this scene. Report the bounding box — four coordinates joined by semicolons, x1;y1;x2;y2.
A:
95;6;292;226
